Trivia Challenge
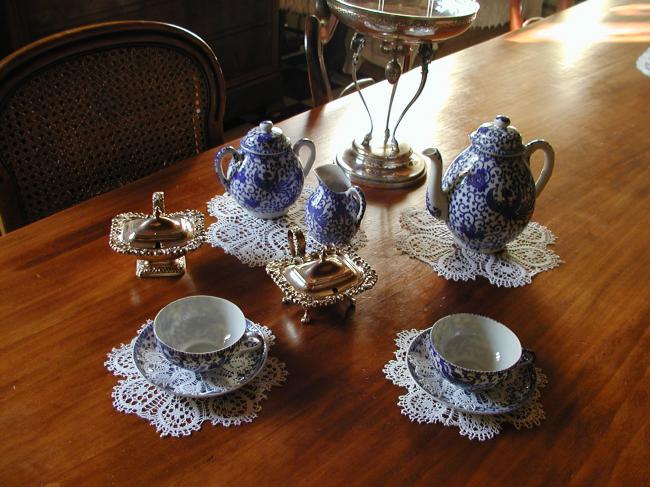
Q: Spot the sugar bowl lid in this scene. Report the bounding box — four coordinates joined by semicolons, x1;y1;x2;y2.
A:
470;115;524;157
124;192;192;249
240;120;292;155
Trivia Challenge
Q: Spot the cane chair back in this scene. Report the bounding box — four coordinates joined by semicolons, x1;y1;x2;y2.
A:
0;21;225;233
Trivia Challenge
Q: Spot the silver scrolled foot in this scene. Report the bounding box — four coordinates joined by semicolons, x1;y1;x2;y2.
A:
301;309;311;324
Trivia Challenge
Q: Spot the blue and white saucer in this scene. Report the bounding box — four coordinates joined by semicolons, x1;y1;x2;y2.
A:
406;328;537;415
133;320;268;399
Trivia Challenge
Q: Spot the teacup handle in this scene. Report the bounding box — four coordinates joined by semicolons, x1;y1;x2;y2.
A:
231;329;264;358
524;139;555;197
347;186;366;225
214;146;243;191
292;138;316;177
518;348;536;367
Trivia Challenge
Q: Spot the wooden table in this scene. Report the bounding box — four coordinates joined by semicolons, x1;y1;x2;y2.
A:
2;1;649;485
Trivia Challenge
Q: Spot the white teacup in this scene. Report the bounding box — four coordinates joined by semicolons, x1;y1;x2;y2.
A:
429;313;535;392
153;295;263;372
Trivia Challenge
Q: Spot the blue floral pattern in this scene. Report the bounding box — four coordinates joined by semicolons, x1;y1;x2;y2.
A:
430;116;543;253
223;150;305;217
405;328;539;415
156;324;265;373
132;320;271;399
214;121;314;219
305;170;366;245
427;337;517;392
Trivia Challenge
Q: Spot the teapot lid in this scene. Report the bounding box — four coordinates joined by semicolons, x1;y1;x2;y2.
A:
470;115;524;157
240;120;292;155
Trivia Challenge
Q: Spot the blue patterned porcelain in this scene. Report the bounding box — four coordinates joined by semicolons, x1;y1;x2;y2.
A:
153;295;264;373
215;121;316;219
304;164;366;245
424;115;555;253
134;320;268;398
407;328;537;415
428;313;535;392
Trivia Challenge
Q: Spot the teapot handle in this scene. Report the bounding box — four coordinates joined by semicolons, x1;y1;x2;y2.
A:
524;139;555;197
292;138;316;177
214;146;242;191
348;186;366;225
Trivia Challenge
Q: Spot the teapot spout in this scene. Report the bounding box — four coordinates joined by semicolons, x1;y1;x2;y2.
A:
423;148;448;221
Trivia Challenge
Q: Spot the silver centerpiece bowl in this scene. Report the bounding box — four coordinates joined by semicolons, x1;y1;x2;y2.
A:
326;0;479;188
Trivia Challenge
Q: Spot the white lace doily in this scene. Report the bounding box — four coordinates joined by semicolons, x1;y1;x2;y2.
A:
637;47;650;77
396;206;561;287
206;186;368;267
383;329;547;441
105;321;288;437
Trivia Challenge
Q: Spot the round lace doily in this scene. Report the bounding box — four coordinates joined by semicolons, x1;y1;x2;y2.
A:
105;321;288;437
206;186;368;267
396;206;561;287
383;329;547;441
637;47;650;77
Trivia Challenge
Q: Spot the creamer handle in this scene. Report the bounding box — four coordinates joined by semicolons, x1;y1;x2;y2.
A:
348;186;366;225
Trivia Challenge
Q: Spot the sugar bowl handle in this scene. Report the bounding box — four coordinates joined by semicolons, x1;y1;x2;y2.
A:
214;146;243;191
288;226;306;258
524;139;555;197
292;138;316;177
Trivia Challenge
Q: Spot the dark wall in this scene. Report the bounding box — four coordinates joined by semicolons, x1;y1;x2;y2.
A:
0;3;11;59
0;0;283;121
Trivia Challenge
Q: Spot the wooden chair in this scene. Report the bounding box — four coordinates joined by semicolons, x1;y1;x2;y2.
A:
0;21;226;234
304;0;374;106
510;0;574;30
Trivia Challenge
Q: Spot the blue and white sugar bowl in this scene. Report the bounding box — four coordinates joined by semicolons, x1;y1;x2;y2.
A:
424;115;555;253
214;120;316;219
305;164;366;245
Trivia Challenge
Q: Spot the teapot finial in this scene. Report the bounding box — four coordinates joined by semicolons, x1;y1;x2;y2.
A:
259;120;274;133
494;115;510;129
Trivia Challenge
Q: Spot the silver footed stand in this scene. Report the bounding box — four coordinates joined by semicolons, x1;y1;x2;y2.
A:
336;38;436;189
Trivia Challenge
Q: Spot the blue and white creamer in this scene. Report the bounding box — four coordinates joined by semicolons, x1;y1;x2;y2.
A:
305;164;366;245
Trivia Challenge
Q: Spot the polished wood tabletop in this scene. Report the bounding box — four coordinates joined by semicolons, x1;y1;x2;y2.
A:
1;1;649;485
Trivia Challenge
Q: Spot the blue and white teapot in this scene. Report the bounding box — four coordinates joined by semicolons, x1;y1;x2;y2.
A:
214;121;316;219
424;115;555;253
